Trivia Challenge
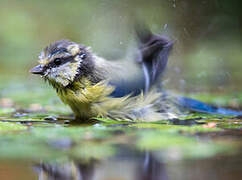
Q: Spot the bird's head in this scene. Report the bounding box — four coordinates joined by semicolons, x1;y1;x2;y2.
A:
30;40;94;87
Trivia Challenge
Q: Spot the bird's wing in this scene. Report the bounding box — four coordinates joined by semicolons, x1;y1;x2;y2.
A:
135;24;173;92
107;25;173;97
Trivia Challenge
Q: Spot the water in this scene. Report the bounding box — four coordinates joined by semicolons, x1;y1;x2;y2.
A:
0;108;241;180
1;151;242;180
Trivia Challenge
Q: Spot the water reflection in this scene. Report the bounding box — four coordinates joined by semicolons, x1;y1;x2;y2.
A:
137;152;168;180
35;161;95;180
32;150;242;180
34;152;168;180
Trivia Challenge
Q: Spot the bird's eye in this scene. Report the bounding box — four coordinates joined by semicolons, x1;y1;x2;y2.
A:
54;58;62;66
79;53;86;59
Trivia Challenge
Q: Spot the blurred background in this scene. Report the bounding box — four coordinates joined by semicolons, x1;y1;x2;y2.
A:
0;0;241;94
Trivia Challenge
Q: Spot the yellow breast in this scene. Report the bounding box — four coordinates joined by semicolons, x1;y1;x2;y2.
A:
56;78;129;119
55;78;176;121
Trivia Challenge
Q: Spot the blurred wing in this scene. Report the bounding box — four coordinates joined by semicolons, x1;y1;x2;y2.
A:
108;61;146;97
108;24;173;97
135;24;173;92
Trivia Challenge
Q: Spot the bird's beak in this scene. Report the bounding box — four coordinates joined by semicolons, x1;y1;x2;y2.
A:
30;64;44;75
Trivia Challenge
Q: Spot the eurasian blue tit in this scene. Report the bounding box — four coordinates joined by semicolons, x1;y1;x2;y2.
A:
30;25;242;121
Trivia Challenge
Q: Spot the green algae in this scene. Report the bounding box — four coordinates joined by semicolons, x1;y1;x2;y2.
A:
0;120;237;162
0;121;26;131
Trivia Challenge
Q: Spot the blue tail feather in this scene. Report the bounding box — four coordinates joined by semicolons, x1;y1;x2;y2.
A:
178;96;242;116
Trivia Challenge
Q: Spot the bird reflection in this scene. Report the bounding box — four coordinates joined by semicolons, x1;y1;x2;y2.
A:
34;152;168;180
34;161;95;180
137;152;168;180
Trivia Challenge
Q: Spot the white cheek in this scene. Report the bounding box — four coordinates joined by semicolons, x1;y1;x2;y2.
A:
46;62;79;86
51;68;57;73
46;68;58;80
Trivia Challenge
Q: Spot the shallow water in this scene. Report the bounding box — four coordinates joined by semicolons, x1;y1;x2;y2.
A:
0;110;241;180
0;80;242;180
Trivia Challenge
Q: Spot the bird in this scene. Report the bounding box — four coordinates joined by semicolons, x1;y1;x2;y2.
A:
30;25;242;122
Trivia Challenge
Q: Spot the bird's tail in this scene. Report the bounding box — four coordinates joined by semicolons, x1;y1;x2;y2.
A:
177;96;242;116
